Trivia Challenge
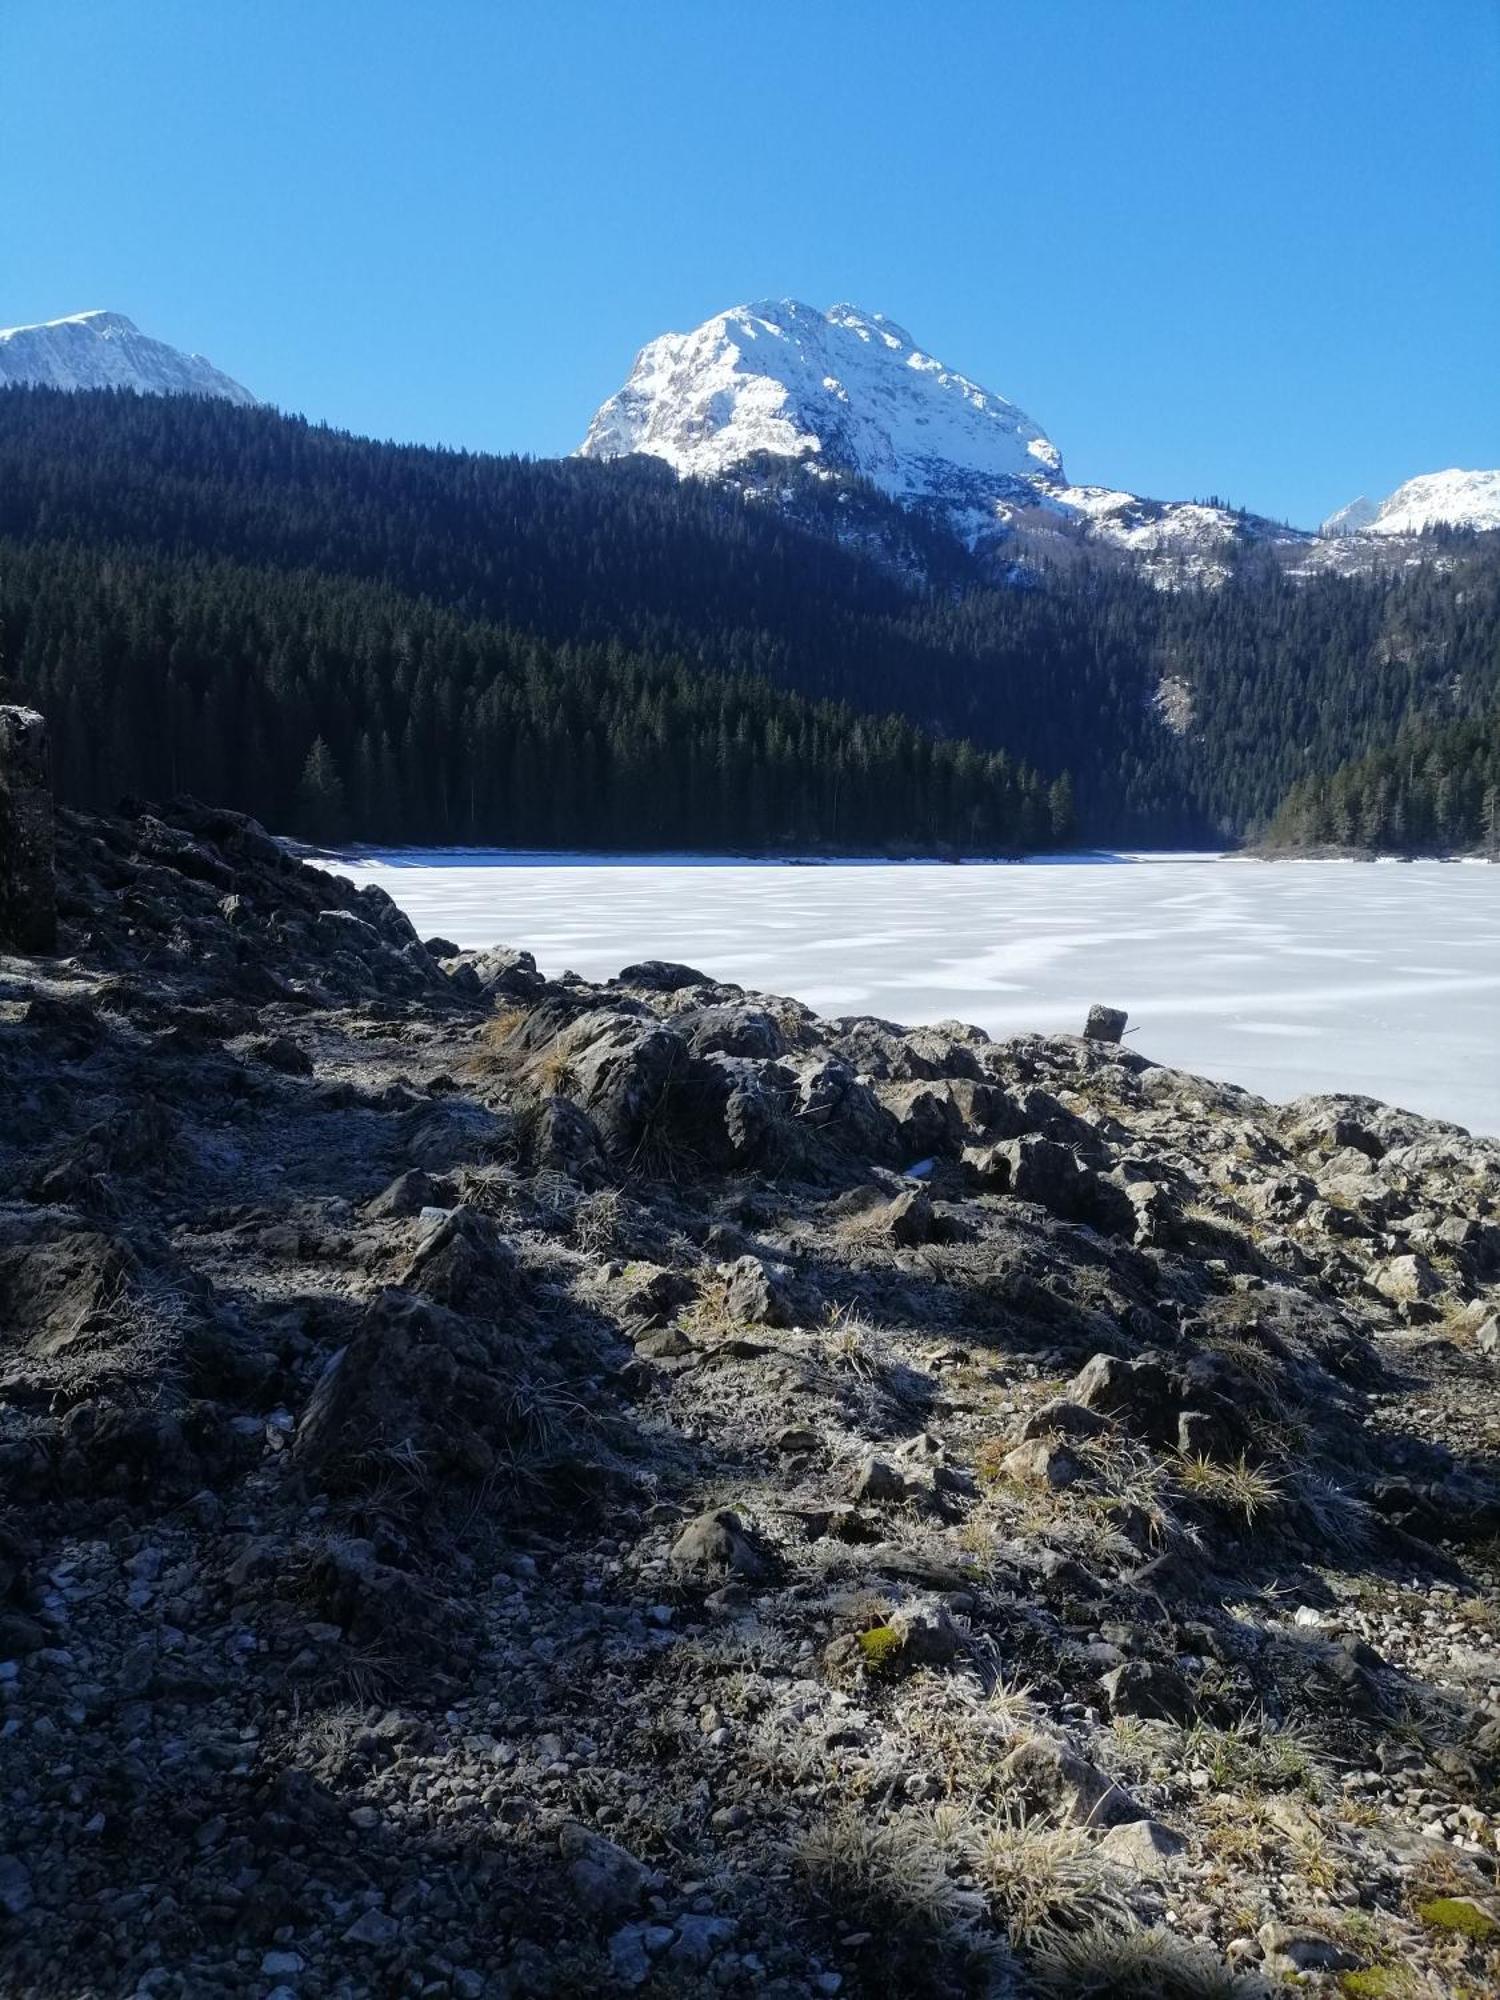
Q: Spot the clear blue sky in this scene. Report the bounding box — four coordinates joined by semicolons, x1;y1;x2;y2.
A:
4;0;1497;527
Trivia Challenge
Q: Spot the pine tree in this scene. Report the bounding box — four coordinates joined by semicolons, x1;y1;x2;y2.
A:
295;737;347;846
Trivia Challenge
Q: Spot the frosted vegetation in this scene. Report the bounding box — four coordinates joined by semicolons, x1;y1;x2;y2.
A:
330;852;1500;1134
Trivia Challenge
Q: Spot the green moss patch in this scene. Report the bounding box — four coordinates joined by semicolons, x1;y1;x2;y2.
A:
1416;1897;1499;1942
1337;1970;1407;1999
856;1625;905;1673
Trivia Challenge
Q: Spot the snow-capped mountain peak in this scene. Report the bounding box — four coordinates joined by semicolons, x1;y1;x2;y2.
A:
1322;469;1500;538
578;298;1065;503
1319;494;1380;536
0;309;256;405
577;297;1324;584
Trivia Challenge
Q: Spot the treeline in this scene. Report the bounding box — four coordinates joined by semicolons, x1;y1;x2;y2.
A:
1267;710;1500;855
0;386;1497;847
0;537;1069;851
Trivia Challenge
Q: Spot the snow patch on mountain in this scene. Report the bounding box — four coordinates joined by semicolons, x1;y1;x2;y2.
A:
0;310;256;405
1320;494;1380;536
1322;469;1500;539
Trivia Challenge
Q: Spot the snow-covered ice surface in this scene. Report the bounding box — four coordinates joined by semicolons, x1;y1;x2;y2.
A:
329;852;1500;1134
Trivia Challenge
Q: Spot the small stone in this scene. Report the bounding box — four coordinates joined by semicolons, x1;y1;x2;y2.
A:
888;1602;961;1666
560;1821;652;1920
0;1855;33;1916
851;1455;905;1503
669;1509;774;1582
343;1909;399;1947
1097;1818;1186;1874
1000;1438;1086;1491
669;1913;736;1967
1084;1004;1128;1043
724;1254;796;1327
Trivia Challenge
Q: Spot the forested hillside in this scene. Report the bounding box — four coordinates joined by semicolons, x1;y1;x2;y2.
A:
1;385;1497;849
0;539;1063;851
1267;709;1500;854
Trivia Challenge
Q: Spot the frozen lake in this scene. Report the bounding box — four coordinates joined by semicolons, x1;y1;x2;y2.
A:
327;851;1500;1135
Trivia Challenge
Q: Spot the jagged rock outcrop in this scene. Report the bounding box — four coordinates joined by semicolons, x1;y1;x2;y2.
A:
0;706;56;953
0;800;1495;1999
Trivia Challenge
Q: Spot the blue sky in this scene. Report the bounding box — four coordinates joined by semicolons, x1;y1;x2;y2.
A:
4;0;1497;527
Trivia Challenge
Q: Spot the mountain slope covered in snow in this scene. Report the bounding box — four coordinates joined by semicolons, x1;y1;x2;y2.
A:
0;310;255;405
579;298;1318;584
1322;468;1500;538
581;300;1064;500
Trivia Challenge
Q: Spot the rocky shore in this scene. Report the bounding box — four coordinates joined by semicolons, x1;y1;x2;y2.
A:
1;792;1497;1999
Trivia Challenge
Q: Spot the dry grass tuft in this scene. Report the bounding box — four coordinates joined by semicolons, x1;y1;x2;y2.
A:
1175;1450;1285;1524
570;1187;623;1254
468;1007;529;1075
1030;1922;1251;1998
796;1807;976;1930
1182;1712;1319;1794
971;1810;1131;1945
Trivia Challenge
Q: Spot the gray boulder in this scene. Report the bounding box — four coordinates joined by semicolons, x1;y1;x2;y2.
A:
615;960;709;992
467;945;545;999
1000;1737;1138;1826
1098;1660;1194;1723
1084;1004;1128;1043
1097;1818;1186;1873
559;1822;653;1921
725;1254;798;1327
669;1509;774;1582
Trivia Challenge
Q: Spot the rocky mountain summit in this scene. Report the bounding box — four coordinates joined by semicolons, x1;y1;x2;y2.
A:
1322;470;1500;540
1;747;1497;1995
579;301;1065;503
0;310;256;405
577;299;1300;584
580;301;1499;588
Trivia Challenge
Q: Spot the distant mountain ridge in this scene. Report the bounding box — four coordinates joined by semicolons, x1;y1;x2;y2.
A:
577;298;1291;583
1322;468;1500;538
0;310;255;405
581;298;1500;585
5;301;1495;585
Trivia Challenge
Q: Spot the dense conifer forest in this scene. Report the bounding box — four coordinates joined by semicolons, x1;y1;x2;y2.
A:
0;386;1496;850
0;540;1063;852
1267;709;1500;854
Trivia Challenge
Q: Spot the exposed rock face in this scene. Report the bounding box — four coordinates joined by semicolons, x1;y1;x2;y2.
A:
0;706;56;953
0;794;1496;1999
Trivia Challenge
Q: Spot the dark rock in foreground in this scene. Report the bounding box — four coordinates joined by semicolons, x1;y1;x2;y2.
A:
0;796;1496;1998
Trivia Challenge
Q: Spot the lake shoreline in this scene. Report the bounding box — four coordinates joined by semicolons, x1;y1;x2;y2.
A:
324;848;1500;1134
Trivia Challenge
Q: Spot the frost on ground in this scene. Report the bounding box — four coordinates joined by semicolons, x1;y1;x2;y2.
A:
2;799;1497;1999
331;853;1500;1135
